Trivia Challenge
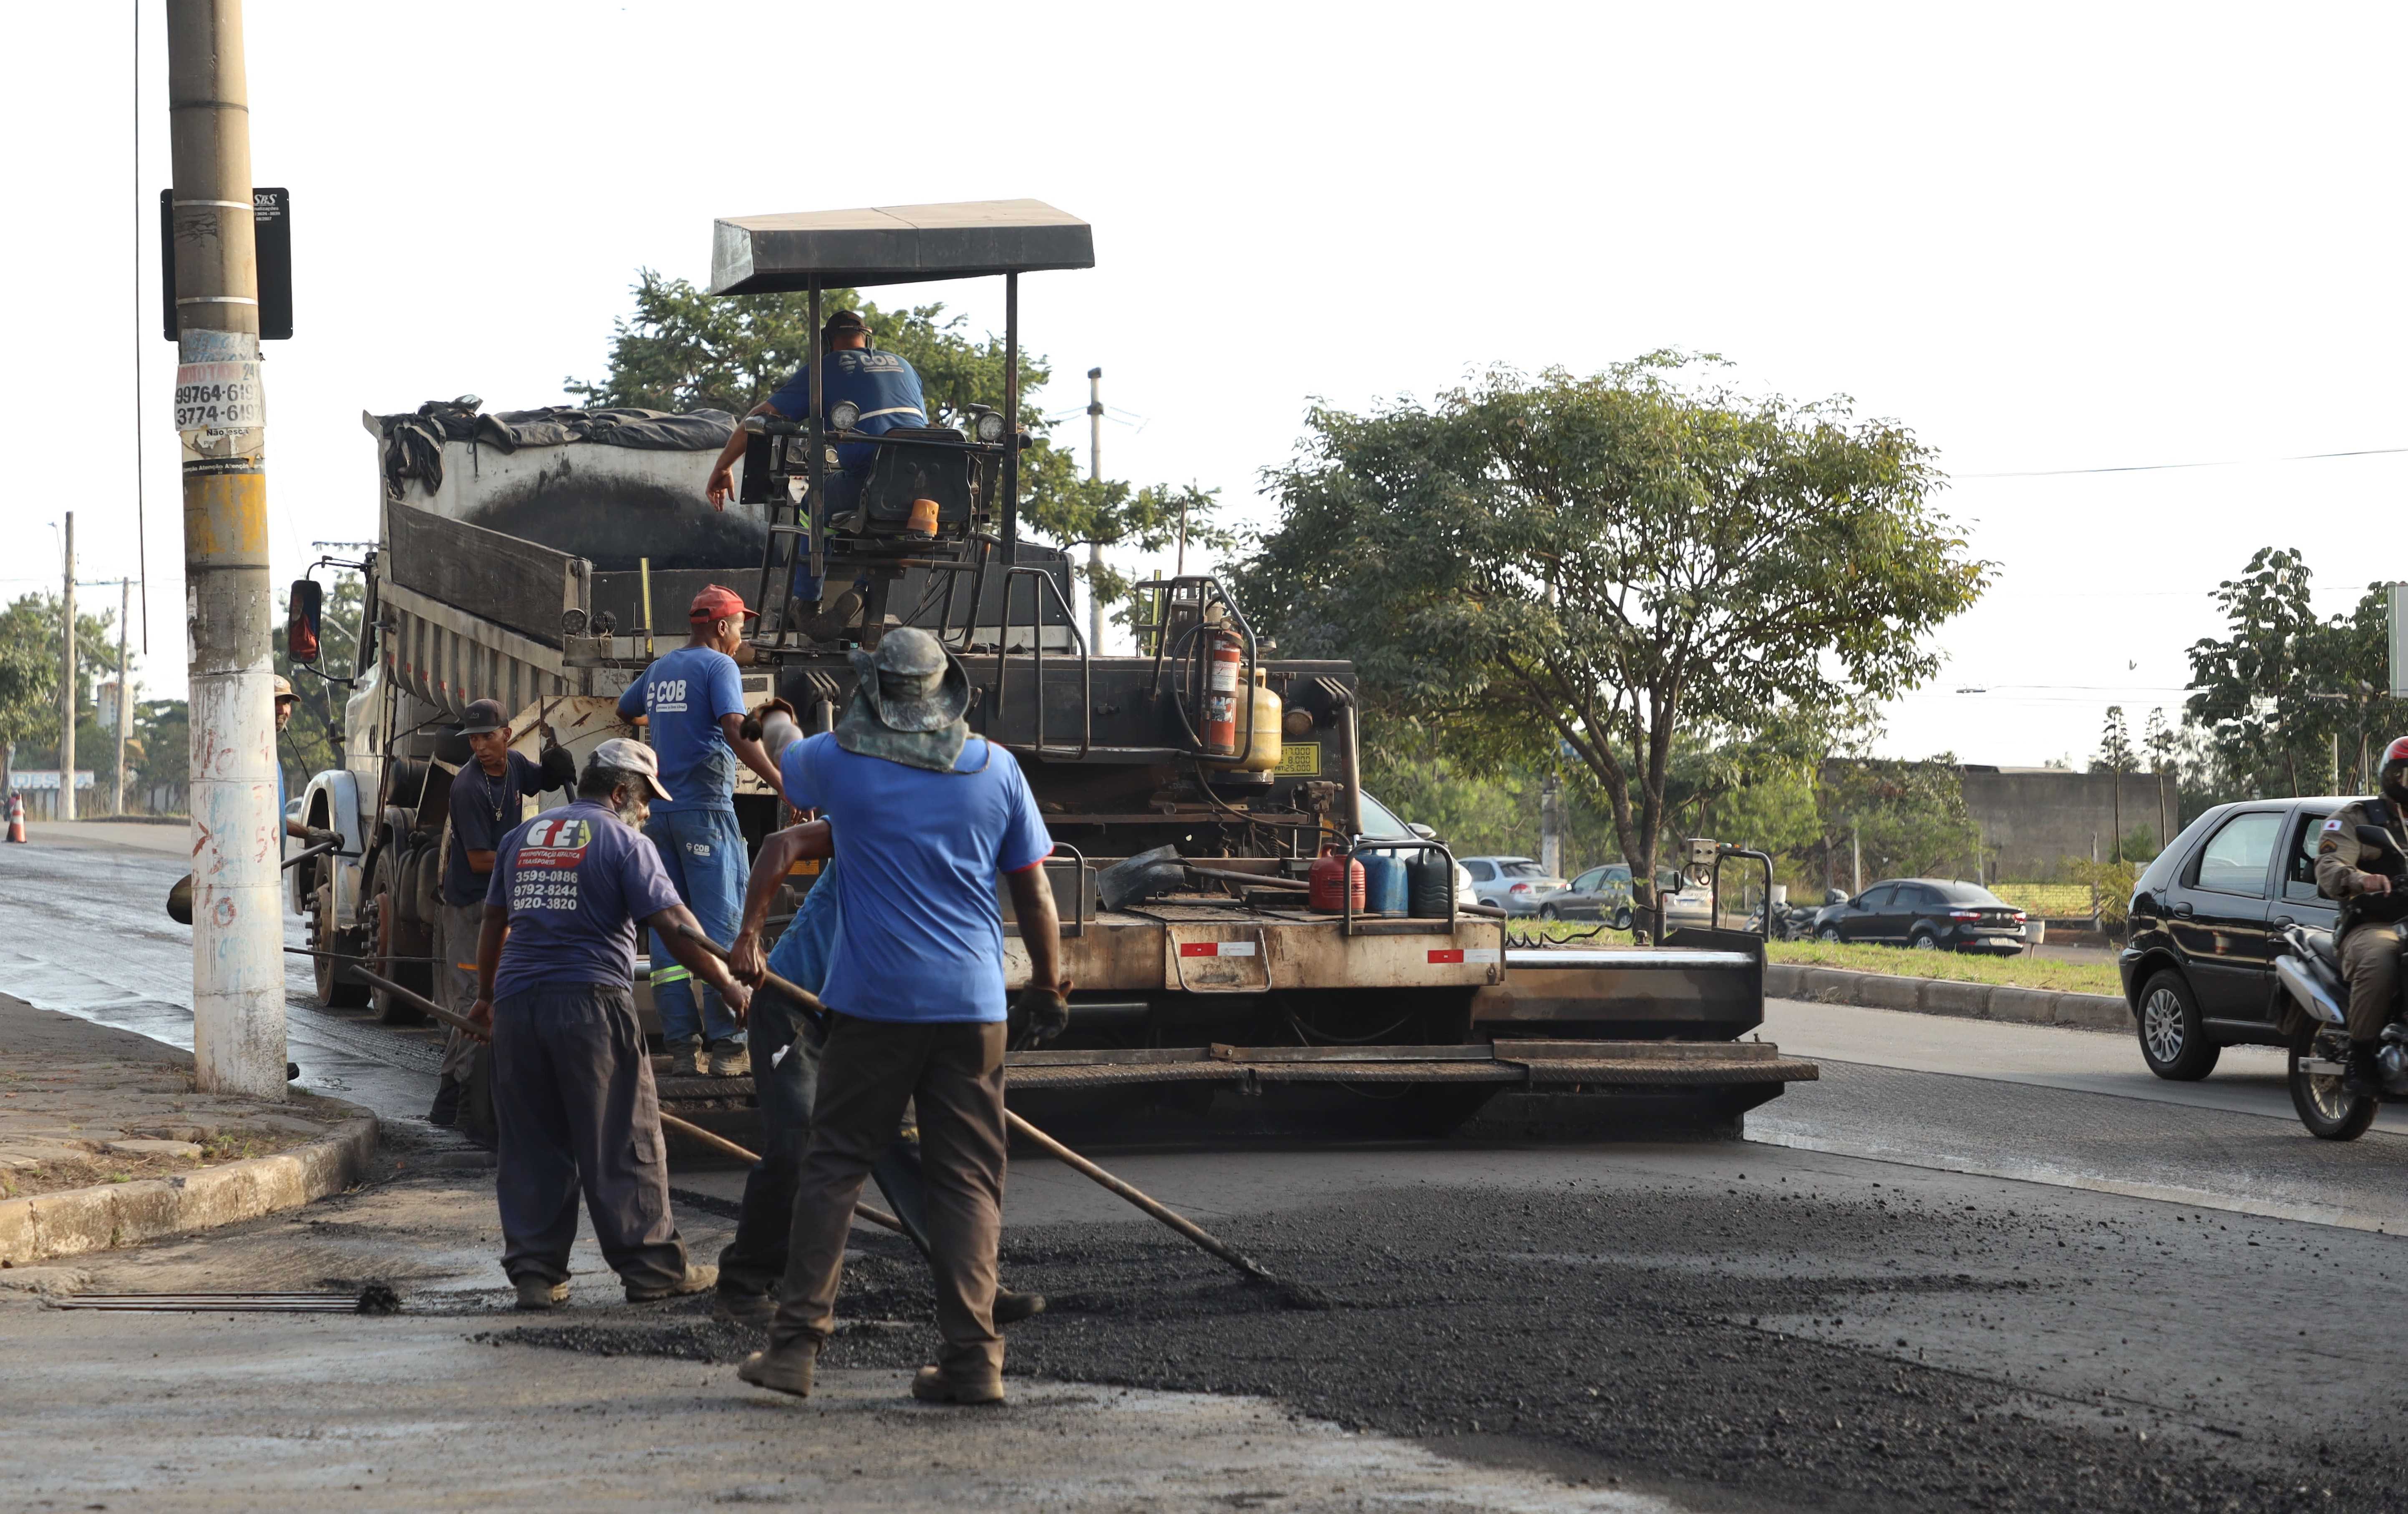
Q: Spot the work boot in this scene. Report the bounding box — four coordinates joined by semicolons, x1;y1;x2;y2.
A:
911;1363;1005;1405
992;1289;1046;1327
627;1262;718;1303
513;1275;569;1311
667;1038;704;1078
737;1340;819;1398
2344;1043;2385;1100
713;1287;776;1327
426;1077;463;1128
707;1039;751;1079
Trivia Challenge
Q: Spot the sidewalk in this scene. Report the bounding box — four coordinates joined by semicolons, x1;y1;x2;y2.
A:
16;818;191;856
0;992;377;1265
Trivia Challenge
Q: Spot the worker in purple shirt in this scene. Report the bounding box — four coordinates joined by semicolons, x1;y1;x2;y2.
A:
470;738;748;1310
615;585;785;1079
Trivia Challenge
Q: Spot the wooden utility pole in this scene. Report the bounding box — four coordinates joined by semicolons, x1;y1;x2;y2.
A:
58;512;76;822
1086;367;1103;655
169;0;285;1098
114;577;131;816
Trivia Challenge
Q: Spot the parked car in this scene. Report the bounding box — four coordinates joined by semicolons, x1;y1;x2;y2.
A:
1811;878;2028;953
1459;855;1568;916
2121;795;2353;1081
1546;864;1638;927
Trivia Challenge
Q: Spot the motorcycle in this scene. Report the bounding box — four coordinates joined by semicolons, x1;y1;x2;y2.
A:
2271;822;2408;1141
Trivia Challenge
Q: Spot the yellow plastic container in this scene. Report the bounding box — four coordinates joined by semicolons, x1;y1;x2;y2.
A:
1206;671;1282;772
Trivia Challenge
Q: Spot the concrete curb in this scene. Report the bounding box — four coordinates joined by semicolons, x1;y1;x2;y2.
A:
1765;962;2130;1034
0;1100;379;1267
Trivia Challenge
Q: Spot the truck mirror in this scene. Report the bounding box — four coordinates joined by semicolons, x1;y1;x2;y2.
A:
287;578;322;665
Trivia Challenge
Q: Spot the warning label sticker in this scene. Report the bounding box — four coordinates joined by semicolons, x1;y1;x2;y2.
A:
1178;940;1257;958
1274;742;1320;777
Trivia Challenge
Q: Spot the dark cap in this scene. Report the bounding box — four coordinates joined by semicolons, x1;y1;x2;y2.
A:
460;698;509;735
689;584;758;623
823;310;869;339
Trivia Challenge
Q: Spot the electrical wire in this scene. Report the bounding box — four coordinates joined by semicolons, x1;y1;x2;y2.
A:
1961;445;2408;479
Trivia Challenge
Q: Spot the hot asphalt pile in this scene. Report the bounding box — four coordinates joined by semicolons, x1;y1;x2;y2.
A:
489;1170;2408;1514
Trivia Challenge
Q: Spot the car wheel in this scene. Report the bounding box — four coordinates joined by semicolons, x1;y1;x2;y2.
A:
2136;971;2219;1081
1816;925;1842;943
1612;907;1633;931
1538;903;1559;921
2288;1025;2377;1141
1908;927;1939;951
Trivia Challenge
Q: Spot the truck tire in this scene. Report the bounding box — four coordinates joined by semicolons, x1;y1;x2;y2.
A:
368;858;431;1026
312;881;369;1009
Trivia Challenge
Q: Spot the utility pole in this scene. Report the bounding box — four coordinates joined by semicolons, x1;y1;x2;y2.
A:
58;513;76;822
1085;367;1103;655
1539;771;1562;878
1849;820;1861;897
169;0;285;1098
114;577;131;816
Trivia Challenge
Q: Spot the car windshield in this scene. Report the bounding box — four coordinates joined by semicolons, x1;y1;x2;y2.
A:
1356;790;1414;841
1925;880;2006;906
1498;859;1550;878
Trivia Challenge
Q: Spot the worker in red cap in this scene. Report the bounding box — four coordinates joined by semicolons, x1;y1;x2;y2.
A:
615;585;786;1077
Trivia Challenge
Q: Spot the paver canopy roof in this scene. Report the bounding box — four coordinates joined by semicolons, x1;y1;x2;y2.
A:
708;199;1094;293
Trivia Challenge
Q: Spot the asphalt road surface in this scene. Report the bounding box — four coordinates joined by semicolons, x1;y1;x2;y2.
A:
5;831;2405;1512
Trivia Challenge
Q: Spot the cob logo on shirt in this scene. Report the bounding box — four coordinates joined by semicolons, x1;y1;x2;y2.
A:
511;818;592;913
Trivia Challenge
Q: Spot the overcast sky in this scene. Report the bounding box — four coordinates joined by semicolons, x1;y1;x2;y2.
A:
7;2;2403;769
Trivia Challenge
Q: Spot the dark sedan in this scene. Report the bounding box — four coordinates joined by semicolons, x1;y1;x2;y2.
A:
1812;878;2028;953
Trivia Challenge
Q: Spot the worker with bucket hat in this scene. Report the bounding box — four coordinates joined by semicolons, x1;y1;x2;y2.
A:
615;585;786;1078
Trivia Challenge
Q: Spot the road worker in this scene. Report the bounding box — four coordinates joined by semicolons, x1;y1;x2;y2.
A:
716;813;1044;1330
272;676;336;863
734;627;1069;1406
469;738;746;1310
427;699;573;1130
615;585;786;1078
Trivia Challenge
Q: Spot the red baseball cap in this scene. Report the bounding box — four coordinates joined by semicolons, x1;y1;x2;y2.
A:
689;585;759;623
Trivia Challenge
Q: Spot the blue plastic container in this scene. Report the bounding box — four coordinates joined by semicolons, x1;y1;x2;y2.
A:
1355;849;1409;917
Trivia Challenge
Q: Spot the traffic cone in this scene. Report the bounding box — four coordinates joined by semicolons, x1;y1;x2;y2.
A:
6;792;24;843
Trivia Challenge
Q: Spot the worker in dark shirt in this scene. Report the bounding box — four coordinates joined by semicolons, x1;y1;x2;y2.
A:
428;699;572;1129
471;738;747;1310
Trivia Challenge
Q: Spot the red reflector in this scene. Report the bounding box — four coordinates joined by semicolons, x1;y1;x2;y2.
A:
1178;942;1218;957
1428;949;1466;964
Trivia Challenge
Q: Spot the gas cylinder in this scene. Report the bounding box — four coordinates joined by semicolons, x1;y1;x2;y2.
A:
1202;671;1283;773
1308;845;1365;913
1199;608;1243;759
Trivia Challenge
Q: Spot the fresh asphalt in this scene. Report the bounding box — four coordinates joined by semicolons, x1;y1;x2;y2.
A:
6;830;2406;1511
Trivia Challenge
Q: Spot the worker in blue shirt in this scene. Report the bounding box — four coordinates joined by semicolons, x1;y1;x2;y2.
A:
703;309;929;617
615;585;786;1078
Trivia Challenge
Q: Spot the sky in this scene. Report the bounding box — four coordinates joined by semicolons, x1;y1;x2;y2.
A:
5;1;2404;768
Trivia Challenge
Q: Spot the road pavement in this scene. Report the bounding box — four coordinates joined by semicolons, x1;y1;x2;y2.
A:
7;833;2408;1511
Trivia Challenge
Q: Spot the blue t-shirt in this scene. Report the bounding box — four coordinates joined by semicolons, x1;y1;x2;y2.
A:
486;801;685;1000
780;734;1053;1023
615;645;746;813
443;751;543;906
766;859;839;995
767;348;929;472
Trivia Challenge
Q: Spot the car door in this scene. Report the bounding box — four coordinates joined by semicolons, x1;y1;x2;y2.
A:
2245;805;2344;1030
1894;883;1944;943
2166;807;2285;1018
1844;883;1898;942
1462;859;1497;906
1564;868;1607;918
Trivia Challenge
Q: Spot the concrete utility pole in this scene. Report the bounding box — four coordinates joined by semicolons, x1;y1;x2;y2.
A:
1086;367;1103;655
114;578;131;816
169;0;285;1098
1539;772;1562;877
59;513;76;823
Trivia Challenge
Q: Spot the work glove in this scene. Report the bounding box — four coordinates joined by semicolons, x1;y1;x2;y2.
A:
539;744;578;794
1013;986;1070;1044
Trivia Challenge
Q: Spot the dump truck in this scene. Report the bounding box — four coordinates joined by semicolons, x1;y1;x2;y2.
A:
285;198;1813;1137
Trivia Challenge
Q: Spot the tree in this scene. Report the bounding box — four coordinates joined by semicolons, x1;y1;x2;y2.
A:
0;592;123;797
565;271;1227;634
2143;707;2176;845
1812;754;1984;888
1237;356;1987;928
2095;706;2135;862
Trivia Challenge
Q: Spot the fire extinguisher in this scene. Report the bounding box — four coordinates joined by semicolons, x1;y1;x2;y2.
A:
1200;615;1242;759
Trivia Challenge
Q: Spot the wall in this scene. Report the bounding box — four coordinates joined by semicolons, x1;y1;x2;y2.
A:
1960;766;2179;881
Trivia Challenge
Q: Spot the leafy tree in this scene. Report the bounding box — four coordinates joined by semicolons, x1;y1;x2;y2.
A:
0;592;124;798
132;699;189;796
2094;706;2136;861
1812;754;1984;890
1237;356;1987;930
565;271;1226;633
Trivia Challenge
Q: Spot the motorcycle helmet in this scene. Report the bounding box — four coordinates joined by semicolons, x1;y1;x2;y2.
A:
2381;736;2408;810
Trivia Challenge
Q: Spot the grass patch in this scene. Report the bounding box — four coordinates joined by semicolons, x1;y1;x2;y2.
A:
1767;939;2123;997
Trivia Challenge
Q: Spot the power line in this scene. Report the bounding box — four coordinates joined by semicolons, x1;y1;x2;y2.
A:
1960;445;2408;479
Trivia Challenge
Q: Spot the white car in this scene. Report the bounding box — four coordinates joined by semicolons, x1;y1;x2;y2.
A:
1458;856;1570;916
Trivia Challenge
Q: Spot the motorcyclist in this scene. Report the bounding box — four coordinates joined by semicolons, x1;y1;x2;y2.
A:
2312;735;2408;1097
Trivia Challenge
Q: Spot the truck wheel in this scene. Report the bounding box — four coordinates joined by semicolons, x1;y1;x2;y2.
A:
313;883;368;1009
369;863;429;1027
2137;971;2218;1081
2289;1026;2377;1141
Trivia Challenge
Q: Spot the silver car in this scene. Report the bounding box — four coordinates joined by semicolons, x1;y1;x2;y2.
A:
1459;856;1568;916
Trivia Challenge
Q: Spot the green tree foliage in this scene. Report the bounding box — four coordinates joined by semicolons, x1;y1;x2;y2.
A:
2183;548;2406;802
1237;356;1987;921
565;271;1225;630
0;593;124;790
132;699;189;796
1811;754;1984;888
2094;706;2136;861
